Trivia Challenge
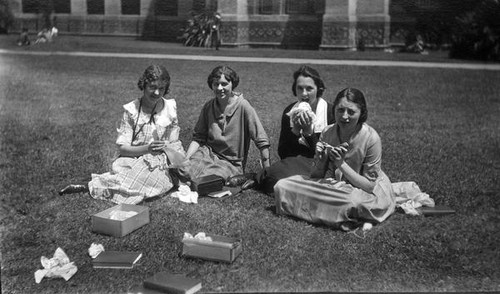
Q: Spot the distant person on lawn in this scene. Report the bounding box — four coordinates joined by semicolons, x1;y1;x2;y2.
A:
59;64;187;204
35;26;58;44
256;65;334;193
184;65;271;182
274;88;396;231
210;12;222;50
17;28;31;46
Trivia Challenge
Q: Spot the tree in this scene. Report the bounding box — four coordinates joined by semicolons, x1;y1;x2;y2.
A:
449;0;500;60
396;0;478;47
179;10;221;48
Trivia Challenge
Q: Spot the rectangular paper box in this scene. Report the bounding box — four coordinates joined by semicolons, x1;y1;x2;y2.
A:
190;175;224;196
92;204;150;237
181;234;242;263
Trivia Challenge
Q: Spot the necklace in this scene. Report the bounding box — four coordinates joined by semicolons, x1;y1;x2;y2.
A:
131;98;160;143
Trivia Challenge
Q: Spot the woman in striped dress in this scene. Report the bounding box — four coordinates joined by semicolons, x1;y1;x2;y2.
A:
58;64;186;204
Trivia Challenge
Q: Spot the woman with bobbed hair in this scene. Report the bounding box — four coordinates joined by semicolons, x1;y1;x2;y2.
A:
278;65;334;159
256;65;334;193
185;65;271;180
59;64;186;204
274;88;396;231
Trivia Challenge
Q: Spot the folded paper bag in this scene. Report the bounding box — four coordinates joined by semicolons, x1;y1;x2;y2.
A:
34;247;78;283
88;243;105;259
171;185;198;204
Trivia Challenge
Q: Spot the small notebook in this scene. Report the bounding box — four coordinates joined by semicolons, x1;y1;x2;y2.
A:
419;205;456;217
143;272;202;294
92;251;142;269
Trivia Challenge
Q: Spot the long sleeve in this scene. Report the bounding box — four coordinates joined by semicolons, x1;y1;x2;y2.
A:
192;101;210;145
278;103;316;159
244;101;271;151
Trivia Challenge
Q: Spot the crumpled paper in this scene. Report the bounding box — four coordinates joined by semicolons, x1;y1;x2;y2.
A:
34;247;78;283
393;181;435;215
109;210;138;220
88;243;105;259
287;102;317;146
287;102;316;126
183;232;213;242
171;184;198;204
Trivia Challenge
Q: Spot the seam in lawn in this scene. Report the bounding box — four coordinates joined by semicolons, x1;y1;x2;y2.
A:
1;49;500;71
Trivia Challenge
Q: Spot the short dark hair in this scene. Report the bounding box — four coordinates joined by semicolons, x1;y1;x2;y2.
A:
333;88;368;124
137;65;171;95
207;66;239;90
292;65;325;97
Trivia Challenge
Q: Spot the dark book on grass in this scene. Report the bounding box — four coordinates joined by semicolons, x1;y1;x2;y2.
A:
92;251;142;269
143;272;202;294
419;205;456;217
190;175;224;196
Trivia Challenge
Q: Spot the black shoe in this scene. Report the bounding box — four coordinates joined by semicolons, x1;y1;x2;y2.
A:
58;184;88;196
241;179;257;191
226;173;256;187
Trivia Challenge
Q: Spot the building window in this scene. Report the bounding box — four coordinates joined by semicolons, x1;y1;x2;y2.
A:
193;0;205;13
22;0;71;14
53;0;71;13
259;0;274;14
285;0;315;14
121;0;140;15
206;0;217;12
87;0;104;14
415;0;434;9
248;0;279;15
155;0;178;16
22;0;39;13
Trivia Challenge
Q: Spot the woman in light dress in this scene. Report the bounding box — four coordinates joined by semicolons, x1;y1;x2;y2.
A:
274;88;396;231
59;64;186;204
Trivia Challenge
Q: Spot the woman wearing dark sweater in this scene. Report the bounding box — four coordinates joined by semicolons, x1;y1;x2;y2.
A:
257;66;334;193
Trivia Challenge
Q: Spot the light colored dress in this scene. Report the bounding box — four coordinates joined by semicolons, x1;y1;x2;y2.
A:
274;123;395;227
88;98;185;204
188;93;270;179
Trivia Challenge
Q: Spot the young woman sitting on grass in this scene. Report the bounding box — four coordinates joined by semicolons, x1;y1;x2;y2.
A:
184;65;271;182
274;88;396;231
278;65;334;159
256;65;334;193
59;64;187;204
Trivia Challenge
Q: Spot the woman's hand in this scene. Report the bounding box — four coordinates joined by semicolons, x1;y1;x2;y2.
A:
148;140;166;155
328;142;349;168
294;111;314;136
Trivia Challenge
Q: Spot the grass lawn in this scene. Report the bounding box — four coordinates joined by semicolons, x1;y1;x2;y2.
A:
1;36;500;293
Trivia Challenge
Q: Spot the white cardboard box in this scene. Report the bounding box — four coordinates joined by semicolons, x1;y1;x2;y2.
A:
92;204;149;237
181;234;242;263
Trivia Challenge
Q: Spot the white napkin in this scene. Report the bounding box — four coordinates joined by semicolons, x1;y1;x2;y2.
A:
183;232;213;242
34;248;77;283
88;243;105;259
171;184;198;203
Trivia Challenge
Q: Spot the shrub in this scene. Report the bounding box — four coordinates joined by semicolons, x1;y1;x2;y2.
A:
179;10;221;48
449;0;500;61
396;0;477;49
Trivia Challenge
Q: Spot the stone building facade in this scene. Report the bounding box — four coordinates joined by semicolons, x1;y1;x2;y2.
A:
9;0;415;49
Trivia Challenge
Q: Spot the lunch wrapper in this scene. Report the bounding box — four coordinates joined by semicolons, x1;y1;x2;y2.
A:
34;247;77;283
